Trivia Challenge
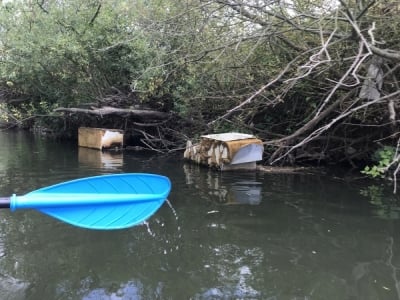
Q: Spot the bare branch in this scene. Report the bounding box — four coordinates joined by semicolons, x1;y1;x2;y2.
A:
270;90;400;164
88;3;102;27
207;53;301;126
369;45;400;61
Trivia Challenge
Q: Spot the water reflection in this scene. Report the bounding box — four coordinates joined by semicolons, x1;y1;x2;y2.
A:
183;163;262;205
0;214;176;299
81;280;145;300
78;147;123;170
2;131;400;299
0;274;27;300
360;184;400;219
196;245;263;299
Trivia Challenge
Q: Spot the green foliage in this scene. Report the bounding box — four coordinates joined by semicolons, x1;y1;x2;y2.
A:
0;0;157;108
0;0;399;180
362;146;396;178
0;0;345;125
359;185;400;220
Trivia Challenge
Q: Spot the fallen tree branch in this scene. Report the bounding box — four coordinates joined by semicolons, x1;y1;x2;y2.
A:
268;89;356;146
54;106;170;120
270;90;400;164
370;45;400;62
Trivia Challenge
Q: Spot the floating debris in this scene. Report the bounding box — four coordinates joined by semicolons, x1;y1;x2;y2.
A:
184;132;263;171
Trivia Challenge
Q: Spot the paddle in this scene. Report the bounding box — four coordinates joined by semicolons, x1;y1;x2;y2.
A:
0;173;171;230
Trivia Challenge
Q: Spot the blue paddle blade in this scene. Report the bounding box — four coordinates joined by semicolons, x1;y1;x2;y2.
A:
12;173;171;230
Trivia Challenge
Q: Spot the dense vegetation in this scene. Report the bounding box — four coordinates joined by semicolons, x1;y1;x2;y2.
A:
0;1;399;187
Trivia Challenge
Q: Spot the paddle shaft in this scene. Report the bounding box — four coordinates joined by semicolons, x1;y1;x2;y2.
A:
11;193;161;210
0;195;160;210
0;193;163;210
0;197;10;209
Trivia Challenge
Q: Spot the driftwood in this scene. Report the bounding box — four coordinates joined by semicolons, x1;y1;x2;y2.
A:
54;106;170;120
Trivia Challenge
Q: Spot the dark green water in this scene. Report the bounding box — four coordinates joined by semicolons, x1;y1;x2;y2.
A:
0;130;399;300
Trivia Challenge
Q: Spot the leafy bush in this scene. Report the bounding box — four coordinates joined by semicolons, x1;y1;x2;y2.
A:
362;146;396;178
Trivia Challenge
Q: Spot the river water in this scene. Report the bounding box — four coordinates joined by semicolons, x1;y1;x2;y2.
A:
0;130;399;300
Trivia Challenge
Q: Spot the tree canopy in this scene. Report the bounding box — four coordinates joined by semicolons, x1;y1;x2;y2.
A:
0;0;399;187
